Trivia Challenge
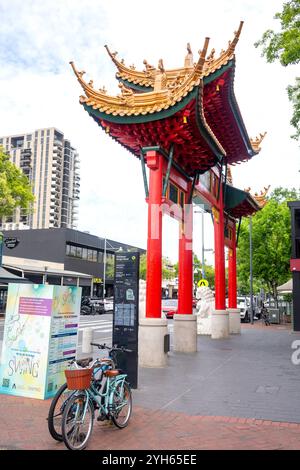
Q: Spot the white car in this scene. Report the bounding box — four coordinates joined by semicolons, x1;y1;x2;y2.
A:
237;297;250;323
104;297;114;313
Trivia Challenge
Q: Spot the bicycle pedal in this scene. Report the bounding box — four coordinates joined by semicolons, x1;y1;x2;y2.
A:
97;414;107;422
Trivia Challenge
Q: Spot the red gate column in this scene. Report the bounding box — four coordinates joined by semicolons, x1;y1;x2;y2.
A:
213;209;226;310
145;150;163;318
211;182;229;338
140;150;168;367
228;224;237;309
178;207;193;315
174;201;197;352
227;223;241;334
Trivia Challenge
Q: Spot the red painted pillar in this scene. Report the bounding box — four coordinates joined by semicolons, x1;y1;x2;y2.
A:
178;203;193;314
213;185;226;310
228;224;237;309
145;151;163;318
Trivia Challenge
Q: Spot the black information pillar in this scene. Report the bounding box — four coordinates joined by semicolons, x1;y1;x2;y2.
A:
288;201;300;331
113;252;139;388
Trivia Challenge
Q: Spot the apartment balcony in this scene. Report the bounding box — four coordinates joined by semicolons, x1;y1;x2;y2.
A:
53;141;63;149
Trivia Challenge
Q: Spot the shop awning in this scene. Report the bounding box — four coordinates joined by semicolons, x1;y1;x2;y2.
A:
0;266;31;284
277;279;292;294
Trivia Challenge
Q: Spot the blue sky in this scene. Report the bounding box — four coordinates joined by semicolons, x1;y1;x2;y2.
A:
0;0;299;263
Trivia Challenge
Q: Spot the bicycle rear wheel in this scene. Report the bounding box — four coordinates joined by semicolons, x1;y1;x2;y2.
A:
62;392;94;450
111;382;132;429
48;383;74;441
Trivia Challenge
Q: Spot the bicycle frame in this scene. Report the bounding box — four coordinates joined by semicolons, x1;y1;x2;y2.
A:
72;373;128;424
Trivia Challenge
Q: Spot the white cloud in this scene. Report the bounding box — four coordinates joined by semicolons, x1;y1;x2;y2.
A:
0;0;298;263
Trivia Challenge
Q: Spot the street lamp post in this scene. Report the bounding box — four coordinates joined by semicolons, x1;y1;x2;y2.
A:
194;207;214;280
102;237;119;301
103;237;106;301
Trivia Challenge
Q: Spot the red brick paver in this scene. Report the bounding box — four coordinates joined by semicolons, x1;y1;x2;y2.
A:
0;395;300;450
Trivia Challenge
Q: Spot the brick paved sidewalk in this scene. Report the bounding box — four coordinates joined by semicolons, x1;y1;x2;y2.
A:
0;395;300;450
1;325;300;450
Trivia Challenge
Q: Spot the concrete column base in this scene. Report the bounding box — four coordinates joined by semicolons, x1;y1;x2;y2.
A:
228;308;241;334
173;314;197;353
211;310;229;339
139;318;168;367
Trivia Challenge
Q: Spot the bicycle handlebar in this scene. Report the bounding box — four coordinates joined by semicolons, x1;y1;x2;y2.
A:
90;342;132;353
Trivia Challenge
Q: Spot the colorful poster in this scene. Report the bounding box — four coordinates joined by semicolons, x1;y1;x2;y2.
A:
45;286;81;398
0;284;81;399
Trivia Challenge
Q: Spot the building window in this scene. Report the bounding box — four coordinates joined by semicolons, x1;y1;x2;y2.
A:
76;246;83;258
66;244;77;257
66;243;101;262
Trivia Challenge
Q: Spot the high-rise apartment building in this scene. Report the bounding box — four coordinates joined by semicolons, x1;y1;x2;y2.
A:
0;128;80;230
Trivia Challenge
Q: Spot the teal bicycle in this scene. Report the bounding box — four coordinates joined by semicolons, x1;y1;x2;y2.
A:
61;343;132;451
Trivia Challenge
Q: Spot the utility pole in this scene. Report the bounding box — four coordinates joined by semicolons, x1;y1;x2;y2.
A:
103;237;107;301
0;232;3;267
102;237;119;301
249;216;254;324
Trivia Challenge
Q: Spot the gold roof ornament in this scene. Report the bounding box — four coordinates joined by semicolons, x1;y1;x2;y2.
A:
184;43;194;68
253;185;270;208
227;165;233;185
244;185;270;208
70;37;226;154
70;37;212;117
250;132;267;152
104;21;244;89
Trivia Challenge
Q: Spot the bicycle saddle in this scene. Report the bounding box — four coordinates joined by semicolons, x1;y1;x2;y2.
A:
76;357;93;368
104;370;120;377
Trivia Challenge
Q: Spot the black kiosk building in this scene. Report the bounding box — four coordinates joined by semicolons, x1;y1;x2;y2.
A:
288;201;300;331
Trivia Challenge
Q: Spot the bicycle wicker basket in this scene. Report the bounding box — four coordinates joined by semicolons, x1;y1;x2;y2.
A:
64;368;92;390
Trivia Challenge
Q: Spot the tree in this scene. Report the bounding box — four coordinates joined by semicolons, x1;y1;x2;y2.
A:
0;147;34;217
237;187;299;300
193;253;215;288
139;254;175;281
255;0;300;140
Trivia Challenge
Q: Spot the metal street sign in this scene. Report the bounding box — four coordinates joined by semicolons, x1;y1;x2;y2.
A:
113;252;139;389
198;279;209;287
4;237;19;249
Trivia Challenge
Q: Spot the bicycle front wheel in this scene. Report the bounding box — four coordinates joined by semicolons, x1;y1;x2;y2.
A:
48;382;74;441
111;382;132;429
62;392;94;451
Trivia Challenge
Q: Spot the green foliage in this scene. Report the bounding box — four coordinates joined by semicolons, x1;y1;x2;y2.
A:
139;254;175;281
237;187;299;298
269;186;300;202
0;147;34;217
254;0;300;140
193;253;215;288
254;0;300;66
139;253;147;280
105;256;115;279
287;78;300;140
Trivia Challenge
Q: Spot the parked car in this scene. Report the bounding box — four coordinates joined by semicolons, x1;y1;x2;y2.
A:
103;297;114;313
237;296;250;323
162;299;178;319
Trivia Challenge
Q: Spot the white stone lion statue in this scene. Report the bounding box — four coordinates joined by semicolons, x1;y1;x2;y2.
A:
195;285;215;335
139;279;146;319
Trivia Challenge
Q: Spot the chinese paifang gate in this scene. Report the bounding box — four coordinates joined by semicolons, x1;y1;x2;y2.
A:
70;21;268;365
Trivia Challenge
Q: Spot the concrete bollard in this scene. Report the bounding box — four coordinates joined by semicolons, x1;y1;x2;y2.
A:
82;327;93;354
